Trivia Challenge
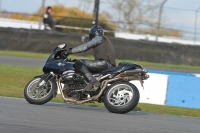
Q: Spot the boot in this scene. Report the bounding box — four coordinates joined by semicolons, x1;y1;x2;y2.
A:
83;73;100;91
74;60;100;91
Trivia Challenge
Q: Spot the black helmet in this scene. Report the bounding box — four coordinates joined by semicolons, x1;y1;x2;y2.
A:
89;25;104;41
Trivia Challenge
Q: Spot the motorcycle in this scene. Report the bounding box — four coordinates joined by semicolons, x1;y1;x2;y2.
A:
24;44;149;114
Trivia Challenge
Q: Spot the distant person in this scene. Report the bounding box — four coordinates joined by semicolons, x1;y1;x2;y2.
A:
43;6;54;30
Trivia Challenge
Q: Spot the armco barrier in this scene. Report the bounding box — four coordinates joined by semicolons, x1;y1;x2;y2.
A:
147;70;200;109
131;73;168;105
166;75;200;108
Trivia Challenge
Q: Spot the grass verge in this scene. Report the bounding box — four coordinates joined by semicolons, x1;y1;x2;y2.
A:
0;64;200;117
1;50;200;70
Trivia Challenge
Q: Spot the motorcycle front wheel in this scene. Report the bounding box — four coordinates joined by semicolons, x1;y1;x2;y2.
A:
24;77;57;105
104;81;140;114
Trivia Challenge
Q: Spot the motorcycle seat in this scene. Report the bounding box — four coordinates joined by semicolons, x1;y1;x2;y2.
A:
92;62;143;75
102;67;117;72
92;66;118;74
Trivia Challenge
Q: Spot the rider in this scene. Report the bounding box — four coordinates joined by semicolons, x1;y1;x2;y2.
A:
63;25;116;91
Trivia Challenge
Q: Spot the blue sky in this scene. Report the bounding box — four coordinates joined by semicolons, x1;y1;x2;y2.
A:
1;0;200;39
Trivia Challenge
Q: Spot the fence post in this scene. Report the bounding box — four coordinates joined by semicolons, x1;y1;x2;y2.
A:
117;0;125;32
0;0;2;13
39;0;45;30
92;0;100;26
194;7;200;43
156;0;167;42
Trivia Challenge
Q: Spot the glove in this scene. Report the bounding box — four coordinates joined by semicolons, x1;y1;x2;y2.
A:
61;51;69;58
61;49;72;58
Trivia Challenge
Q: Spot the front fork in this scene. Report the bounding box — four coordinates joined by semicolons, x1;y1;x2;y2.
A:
37;72;55;87
36;72;57;98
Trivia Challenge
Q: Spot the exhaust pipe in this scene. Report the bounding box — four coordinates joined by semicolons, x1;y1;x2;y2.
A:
58;69;149;104
58;78;121;104
123;69;147;76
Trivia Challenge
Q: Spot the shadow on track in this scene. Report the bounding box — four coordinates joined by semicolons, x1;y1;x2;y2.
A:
44;102;148;116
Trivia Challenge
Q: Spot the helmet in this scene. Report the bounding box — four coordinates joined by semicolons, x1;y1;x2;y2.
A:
89;25;104;41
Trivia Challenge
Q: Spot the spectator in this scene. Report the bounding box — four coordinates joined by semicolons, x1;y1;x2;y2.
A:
43;6;54;30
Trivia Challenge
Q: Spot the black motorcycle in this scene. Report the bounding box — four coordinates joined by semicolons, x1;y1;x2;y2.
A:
24;44;149;114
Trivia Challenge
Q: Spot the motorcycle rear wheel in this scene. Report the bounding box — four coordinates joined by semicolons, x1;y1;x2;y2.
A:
104;81;140;114
24;77;57;105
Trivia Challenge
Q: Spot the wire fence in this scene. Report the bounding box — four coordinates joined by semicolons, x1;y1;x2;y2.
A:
0;0;200;41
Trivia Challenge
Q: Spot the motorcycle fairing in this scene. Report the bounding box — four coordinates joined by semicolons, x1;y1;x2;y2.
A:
43;59;75;74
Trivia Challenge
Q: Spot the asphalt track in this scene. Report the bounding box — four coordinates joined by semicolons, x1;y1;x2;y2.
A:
1;55;200;74
0;97;200;133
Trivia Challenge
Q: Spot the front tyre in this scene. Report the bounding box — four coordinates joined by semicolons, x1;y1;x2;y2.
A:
24;77;57;105
104;81;140;114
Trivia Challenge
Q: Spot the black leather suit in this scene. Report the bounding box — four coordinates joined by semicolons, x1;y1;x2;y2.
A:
71;36;116;74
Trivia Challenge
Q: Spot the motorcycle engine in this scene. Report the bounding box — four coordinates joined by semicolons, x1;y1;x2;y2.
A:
61;70;88;99
62;70;75;84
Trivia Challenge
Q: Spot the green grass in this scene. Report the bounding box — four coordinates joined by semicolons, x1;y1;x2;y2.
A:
0;50;50;59
1;50;200;70
0;50;94;60
0;64;200;117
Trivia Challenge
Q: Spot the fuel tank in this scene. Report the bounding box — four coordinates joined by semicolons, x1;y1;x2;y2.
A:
43;59;75;74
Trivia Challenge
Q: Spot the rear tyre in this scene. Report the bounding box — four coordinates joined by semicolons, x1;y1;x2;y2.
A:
24;77;57;105
104;81;139;114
